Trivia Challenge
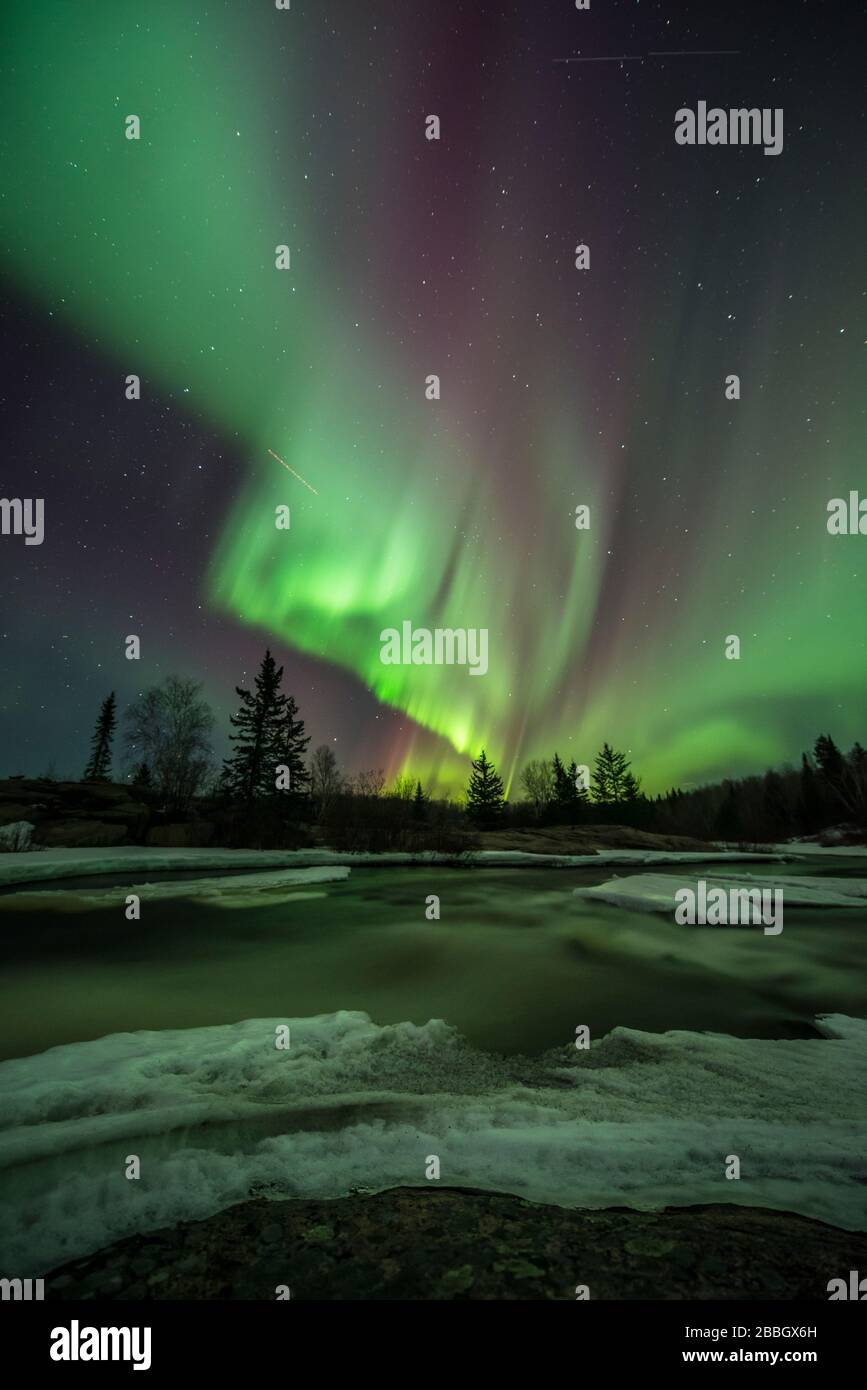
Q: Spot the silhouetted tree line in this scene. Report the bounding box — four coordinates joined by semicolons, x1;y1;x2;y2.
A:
652;735;867;844
470;735;867;842
75;652;470;851
77;657;865;846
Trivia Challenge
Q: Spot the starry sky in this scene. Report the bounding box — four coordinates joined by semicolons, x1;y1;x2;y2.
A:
0;0;864;795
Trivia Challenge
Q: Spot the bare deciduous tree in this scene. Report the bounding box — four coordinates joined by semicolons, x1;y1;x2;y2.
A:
520;758;554;816
352;768;385;799
124;676;214;814
310;744;342;816
390;773;415;801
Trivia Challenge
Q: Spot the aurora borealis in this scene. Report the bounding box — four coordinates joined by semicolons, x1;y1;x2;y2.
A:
0;0;864;794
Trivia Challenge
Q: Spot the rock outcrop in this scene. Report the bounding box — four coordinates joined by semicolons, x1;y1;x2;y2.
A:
45;1188;867;1301
0;779;151;848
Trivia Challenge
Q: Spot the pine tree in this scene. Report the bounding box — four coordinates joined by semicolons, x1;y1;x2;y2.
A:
273;692;311;796
591;743;640;804
814;733;856;816
83;692;117;781
222;650;309;800
621;769;641;802
412;780;427;820
591;744;614;803
847;743;867;818
798;753;823;835
568;760;591;805
815;733;845;779
551;753;576;814
465;749;505;821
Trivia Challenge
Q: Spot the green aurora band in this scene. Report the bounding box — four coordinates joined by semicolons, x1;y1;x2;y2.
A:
1;1;863;794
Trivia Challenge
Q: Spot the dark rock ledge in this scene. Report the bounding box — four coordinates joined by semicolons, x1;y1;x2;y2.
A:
45;1188;867;1301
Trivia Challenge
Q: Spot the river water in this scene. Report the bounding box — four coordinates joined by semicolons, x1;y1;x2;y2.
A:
1;857;865;1272
1;859;865;1060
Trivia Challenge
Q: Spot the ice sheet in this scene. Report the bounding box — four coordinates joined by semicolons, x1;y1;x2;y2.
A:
0;1010;864;1272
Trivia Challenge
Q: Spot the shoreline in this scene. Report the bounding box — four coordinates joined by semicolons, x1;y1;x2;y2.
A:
0;842;835;892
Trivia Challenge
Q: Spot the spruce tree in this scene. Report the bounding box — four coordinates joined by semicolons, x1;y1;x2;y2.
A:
465;749;505;821
551;753;576;815
849;743;867;818
568;759;590;818
592;743;640;804
798;754;823;835
592;744;613;803
412;780;427;820
83;692;117;781
273;692;311;796
223;650;309;800
814;733;856;816
814;733;845;782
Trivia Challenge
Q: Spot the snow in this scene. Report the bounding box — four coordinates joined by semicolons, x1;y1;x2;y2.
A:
0;1010;864;1273
768;841;867;857
0;844;793;889
574;873;867;913
474;849;787;867
0;822;34;852
1;839;862;892
0;865;351;912
0;846;345;889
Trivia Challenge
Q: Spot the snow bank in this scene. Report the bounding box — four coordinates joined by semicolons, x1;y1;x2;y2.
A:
474;849;787;867
769;842;867;857
574;873;867;914
0;846;342;889
0;1010;864;1273
0;821;33;853
0;865;351;912
0;844;792;889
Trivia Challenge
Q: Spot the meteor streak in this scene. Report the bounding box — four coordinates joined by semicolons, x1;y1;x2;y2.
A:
267;448;319;495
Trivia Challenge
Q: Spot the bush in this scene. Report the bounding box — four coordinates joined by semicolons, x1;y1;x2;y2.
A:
206;800;316;850
322;794;478;858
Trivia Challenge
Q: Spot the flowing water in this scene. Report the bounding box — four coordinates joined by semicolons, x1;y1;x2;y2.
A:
1;858;865;1272
1;861;866;1060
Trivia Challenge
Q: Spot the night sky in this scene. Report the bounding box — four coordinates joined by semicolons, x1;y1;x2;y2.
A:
0;0;864;795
